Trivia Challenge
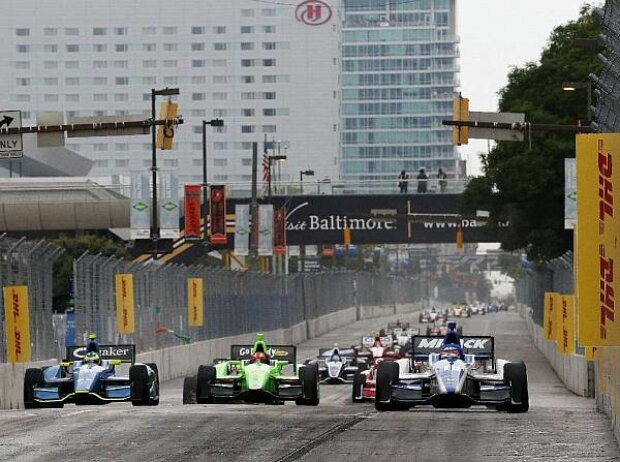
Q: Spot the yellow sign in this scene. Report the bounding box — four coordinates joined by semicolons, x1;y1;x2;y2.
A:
451;94;469;146
115;274;135;334
585;346;597;361
543;292;559;341
558;294;575;355
576;134;620;345
156;101;178;150
187;277;204;327
2;286;31;362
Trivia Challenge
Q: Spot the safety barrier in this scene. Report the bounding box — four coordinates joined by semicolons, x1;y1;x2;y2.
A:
596;347;620;443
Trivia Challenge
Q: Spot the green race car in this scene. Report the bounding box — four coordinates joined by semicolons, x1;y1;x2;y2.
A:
183;334;319;406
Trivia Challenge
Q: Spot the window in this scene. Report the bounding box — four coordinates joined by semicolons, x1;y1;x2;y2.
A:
214;42;227;51
214;142;227;149
44;28;58;36
164;76;178;84
262;125;277;133
143;76;156;84
115;143;129;151
143;26;156;34
162;26;177;34
212;59;226;67
94;94;108;102
115;77;129;85
115;44;128;52
94;159;109;167
114;27;128;35
14;61;30;69
263;59;276;66
163;60;177;68
242;76;255;84
44;44;57;53
93;27;106;35
44;61;58;69
115;159;129;167
191;76;205;84
65;94;80;102
241;125;255;133
241;59;255;67
191;43;205;51
214;26;226;34
163;159;178;167
192;59;205;68
241;42;254;50
93;110;106;116
143;43;156;52
66;44;79;53
94;77;107;85
241;92;255;100
241;158;252;167
16;45;30;53
15;28;29;36
262;75;276;83
164;43;178;51
114;60;128;69
243;109;255;117
192;109;207;117
191;26;206;34
262;42;276;50
213;76;227;84
143;159;151;167
262;25;276;33
93;44;107;52
65;28;79;36
240;26;254;34
143;60;156;68
241;9;255;17
192;93;206;101
66;77;80;85
44;94;59;102
214;175;228;182
93;60;107;69
262;8;276;16
65;61;79;69
264;92;276;100
213;159;227;167
263;108;276;116
16;78;30;86
43;77;58;85
213;92;227;100
114;94;129;102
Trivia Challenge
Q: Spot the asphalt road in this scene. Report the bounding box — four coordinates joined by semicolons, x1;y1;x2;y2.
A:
1;309;618;462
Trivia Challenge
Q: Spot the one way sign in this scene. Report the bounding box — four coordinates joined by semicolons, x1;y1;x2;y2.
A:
0;110;23;158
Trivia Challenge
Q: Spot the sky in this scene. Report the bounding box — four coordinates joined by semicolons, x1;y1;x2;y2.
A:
458;0;602;175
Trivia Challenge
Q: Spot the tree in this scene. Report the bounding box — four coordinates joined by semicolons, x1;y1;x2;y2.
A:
461;7;600;261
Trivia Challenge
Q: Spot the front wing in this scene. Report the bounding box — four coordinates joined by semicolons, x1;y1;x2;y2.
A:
205;376;304;402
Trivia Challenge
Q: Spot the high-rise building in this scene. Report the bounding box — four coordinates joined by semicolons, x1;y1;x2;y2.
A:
341;0;460;193
0;1;340;193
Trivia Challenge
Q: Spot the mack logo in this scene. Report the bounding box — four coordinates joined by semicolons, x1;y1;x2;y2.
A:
416;338;489;349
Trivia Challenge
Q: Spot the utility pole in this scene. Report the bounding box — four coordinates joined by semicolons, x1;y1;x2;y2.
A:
202;118;224;241
249;142;259;269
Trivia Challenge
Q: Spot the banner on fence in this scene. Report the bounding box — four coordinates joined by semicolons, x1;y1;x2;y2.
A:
234;204;250;256
258;204;274;256
565;158;577;230
543;292;560;341
187;278;204;327
130;171;150;240
558;294;575;355
209;185;227;245
2;285;31;362
184;184;202;240
115;274;135;334
159;171;180;239
576;134;620;346
273;208;287;255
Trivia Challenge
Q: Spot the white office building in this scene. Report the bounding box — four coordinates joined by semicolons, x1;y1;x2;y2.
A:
0;0;341;192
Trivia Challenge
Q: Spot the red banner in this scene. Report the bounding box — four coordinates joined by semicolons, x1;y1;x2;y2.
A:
209;185;227;245
322;245;334;257
273;208;287;255
184;185;201;240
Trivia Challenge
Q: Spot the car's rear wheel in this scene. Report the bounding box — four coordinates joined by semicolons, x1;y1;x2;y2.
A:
130;365;150;406
145;363;159;406
375;361;400;411
296;364;319;406
197;365;216;404
504;362;529;413
183;376;198;404
352;373;366;403
23;369;43;409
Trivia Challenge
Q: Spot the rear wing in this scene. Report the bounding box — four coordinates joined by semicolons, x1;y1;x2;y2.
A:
411;336;494;362
230;344;296;365
66;344;135;363
387;322;410;330
361;336;393;348
318;347;356;359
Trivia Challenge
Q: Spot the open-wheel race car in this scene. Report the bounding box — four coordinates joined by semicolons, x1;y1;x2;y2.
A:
183;333;319;405
24;343;159;408
374;332;529;413
307;346;366;384
351;335;401;402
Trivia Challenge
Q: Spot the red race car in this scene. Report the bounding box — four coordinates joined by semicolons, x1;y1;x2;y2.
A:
352;336;401;402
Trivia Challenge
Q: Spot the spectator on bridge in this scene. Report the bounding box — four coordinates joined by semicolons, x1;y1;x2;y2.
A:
398;170;409;193
438;168;448;193
417;168;428;193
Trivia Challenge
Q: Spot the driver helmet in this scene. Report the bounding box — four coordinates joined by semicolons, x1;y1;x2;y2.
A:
373;336;382;347
251;352;268;364
447;321;457;331
440;345;460;360
83;351;100;366
88;332;97;340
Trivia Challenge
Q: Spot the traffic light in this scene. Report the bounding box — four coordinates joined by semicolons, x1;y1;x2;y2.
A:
452;94;469;146
343;227;352;246
156;101;178;150
456;227;464;249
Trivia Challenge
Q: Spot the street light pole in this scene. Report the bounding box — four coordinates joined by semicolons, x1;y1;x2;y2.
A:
562;81;593;124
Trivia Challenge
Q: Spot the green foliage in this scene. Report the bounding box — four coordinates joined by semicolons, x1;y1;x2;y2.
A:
462;7;601;261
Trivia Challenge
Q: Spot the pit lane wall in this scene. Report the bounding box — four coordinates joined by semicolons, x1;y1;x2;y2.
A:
0;303;414;409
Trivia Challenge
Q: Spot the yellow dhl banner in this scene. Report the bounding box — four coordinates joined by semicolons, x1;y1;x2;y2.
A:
115;274;135;334
187;277;204;327
576;134;620;345
558;294;576;355
543;292;560;341
585;346;597;361
2;285;31;362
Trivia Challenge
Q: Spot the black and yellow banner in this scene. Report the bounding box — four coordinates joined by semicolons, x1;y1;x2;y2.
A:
543;292;560;342
115;274;135;334
187;277;204;327
3;285;31;362
558;294;575;355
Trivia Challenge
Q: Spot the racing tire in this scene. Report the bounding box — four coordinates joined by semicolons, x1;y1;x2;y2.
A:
296;364;319;406
375;361;400;412
183;376;198;404
24;368;43;409
356;362;369;372
196;365;216;404
146;363;160;406
418;313;424;323
504;362;529;413
352;373;366;403
130;364;150;406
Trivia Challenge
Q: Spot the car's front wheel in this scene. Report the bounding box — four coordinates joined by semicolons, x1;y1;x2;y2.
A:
296;364;319;406
183;376;197;404
375;361;400;412
504;362;529;413
352;373;366;403
196;365;216;404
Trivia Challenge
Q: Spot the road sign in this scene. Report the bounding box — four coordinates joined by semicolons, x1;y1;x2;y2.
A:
0;110;23;158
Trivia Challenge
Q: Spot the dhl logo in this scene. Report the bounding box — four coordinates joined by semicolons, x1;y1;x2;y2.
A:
598;139;615;340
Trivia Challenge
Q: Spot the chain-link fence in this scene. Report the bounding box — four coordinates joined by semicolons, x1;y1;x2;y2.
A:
514;252;573;326
0;236;64;362
593;1;620;131
73;254;422;354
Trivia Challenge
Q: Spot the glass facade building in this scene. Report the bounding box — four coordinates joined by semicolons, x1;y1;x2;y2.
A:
341;0;460;193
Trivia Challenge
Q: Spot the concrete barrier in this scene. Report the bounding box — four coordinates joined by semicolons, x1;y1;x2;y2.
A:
595;347;620;443
2;302;415;409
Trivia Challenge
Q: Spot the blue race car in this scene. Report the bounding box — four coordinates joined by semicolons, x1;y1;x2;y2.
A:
23;343;159;408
